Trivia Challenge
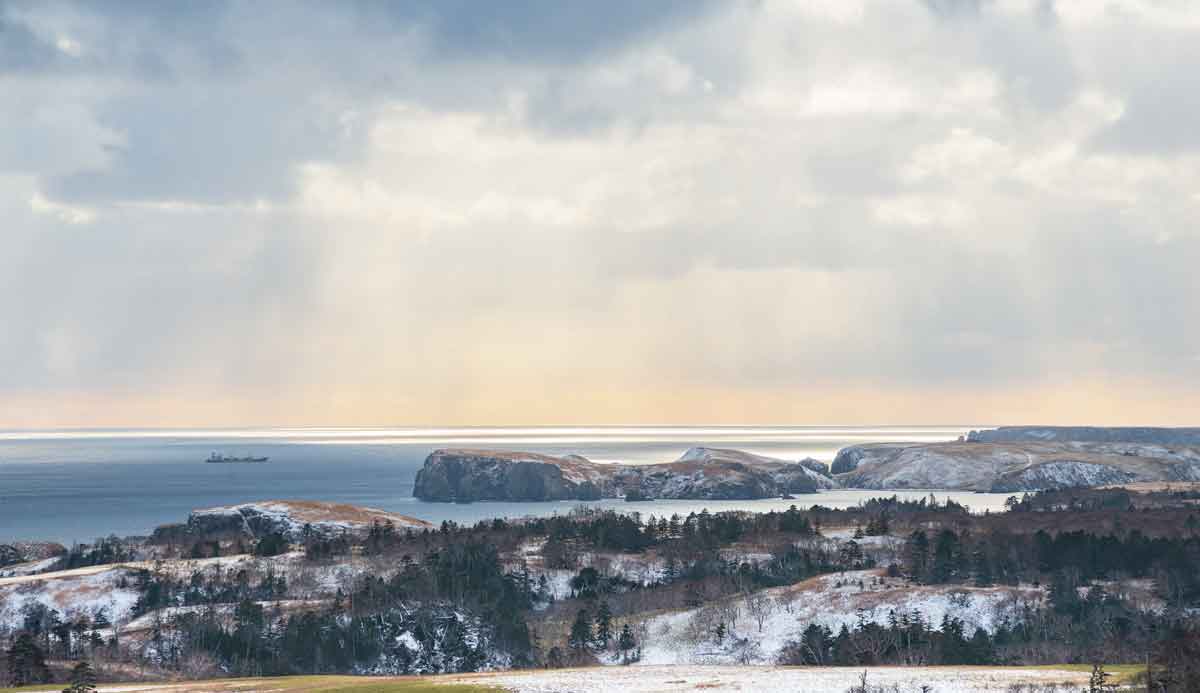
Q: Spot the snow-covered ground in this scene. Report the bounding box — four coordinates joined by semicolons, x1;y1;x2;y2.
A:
0;566;140;628
448;664;1089;692
633;570;1043;666
0;549;381;635
0;555;61;578
190;500;431;540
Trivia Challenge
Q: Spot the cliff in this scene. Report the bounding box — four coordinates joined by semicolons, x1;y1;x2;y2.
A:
833;435;1200;492
412;449;606;503
966;426;1200;445
412;447;834;502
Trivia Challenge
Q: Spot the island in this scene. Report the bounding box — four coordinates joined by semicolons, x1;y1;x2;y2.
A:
414;427;1200;501
412;447;835;502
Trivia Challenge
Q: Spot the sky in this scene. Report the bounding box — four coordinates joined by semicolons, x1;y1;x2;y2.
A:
1;0;1199;428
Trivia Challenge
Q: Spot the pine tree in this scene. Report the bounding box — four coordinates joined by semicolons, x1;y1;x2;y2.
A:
1088;662;1112;692
971;547;993;587
567;608;593;653
617;623;638;664
63;661;97;693
595;601;613;649
6;633;51;686
904;531;929;583
930;530;960;584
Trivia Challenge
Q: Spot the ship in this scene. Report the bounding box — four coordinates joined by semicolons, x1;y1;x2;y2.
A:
206;452;270;463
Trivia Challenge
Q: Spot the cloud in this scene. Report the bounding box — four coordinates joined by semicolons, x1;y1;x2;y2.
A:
1;0;1199;426
353;0;718;64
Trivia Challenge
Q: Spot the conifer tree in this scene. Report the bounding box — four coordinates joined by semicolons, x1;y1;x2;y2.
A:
63;661;97;693
595;601;613;649
617;623;637;664
972;547;993;587
567;608;592;653
6;633;51;686
904;531;929;583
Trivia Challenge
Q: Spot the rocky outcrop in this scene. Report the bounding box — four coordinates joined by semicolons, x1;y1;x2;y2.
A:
413;450;607;503
413;447;837;503
799;458;833;478
989;461;1138;493
834;438;1200;492
831;446;871;475
966;426;1200;445
151;500;431;543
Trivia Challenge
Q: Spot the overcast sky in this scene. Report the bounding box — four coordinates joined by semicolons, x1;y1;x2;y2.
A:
2;0;1198;427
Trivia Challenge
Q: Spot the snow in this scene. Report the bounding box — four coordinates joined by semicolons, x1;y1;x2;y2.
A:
451;664;1090;692
396;630;421;652
191;500;429;541
1003;461;1135;490
0;556;61;578
0;567;140;628
632;570;1043;666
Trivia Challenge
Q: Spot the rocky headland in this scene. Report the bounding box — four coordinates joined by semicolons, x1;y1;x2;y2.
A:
413;428;1200;500
833;428;1200;492
412;447;833;502
965;426;1200;445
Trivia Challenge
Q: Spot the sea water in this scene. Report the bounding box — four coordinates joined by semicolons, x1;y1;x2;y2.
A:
0;425;1013;543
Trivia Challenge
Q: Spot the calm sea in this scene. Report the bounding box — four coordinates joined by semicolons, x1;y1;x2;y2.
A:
0;426;1008;544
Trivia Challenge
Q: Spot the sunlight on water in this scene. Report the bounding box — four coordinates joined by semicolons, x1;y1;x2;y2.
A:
0;425;984;543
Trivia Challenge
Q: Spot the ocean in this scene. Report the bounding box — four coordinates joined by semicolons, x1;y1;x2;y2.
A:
0;425;1010;544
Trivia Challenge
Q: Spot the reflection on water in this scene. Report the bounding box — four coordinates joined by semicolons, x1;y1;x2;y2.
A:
0;425;983;543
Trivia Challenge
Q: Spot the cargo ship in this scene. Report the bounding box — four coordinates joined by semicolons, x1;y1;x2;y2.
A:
206;452;269;463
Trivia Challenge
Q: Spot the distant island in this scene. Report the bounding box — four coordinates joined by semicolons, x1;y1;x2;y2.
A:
412;447;836;502
413;426;1200;501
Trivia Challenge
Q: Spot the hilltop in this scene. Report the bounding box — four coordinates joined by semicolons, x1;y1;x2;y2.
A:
412;447;832;502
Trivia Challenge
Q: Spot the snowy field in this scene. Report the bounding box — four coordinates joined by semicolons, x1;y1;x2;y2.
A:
0;566;141;629
448;664;1090;692
633;570;1043;665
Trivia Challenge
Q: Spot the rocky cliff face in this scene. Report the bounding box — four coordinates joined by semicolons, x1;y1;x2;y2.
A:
966;426;1200;445
412;450;606;503
834;438;1200;492
412;447;835;503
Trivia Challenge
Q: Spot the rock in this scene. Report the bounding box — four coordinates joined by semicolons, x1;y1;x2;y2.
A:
413;446;840;503
413;450;606;502
834;438;1200;492
989;461;1138;493
799;458;833;477
966;426;1200;445
831;447;869;474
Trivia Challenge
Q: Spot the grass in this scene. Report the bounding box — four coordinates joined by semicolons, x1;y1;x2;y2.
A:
0;665;1143;692
0;675;503;693
1028;663;1145;683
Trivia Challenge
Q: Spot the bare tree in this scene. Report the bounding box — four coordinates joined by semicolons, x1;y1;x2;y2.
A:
745;592;775;632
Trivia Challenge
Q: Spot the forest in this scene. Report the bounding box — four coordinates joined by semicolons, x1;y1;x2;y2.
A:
4;489;1200;691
